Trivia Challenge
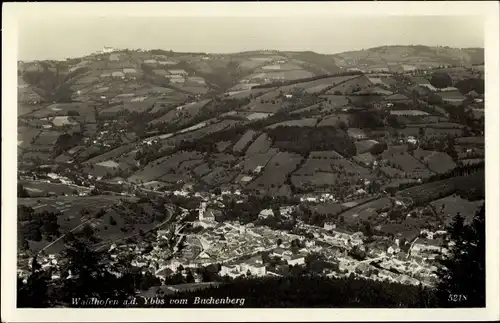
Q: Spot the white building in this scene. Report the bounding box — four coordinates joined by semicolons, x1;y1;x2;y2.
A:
287;255;305;266
102;46;115;53
324;222;336;231
258;209;274;219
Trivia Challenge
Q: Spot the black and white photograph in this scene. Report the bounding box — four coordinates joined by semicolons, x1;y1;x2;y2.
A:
2;2;499;322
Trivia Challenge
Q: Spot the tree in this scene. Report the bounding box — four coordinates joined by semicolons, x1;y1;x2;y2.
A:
18;184;30;198
430;72;453;89
81;224;94;239
436;206;485;307
57;240;134;305
109;216;117;226
186;270;195;283
17;256;50;307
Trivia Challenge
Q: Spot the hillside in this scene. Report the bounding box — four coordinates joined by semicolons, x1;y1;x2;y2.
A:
331;45;484;72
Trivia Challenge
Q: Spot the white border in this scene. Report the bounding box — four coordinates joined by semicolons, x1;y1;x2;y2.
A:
2;2;499;322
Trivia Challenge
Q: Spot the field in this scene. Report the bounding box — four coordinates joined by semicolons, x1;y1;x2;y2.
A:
385;152;434;179
407;122;464;129
430;195;484;225
193;163;212;178
51;116;77;127
246;152;303;191
324;76;371;95
19;195;172;254
34;130;62;146
282;75;362;93
247;112;274;121
18;127;41;149
455;136;484;146
380;166;405;178
294;151;345;175
310;202;346;217
353;152;376;166
240;89;282;113
245;133;272;156
123;98;156;113
354;140;379;154
412;150;456;174
128;151;204;183
336;197;392;223
267;118;318;129
201;167;240;187
27;102;91;119
241;148;279;172
424;128;463;138
162;120;240;146
83;143;136;165
233;130;258;153
19;181;87;197
317;114;351;127
149;99;211;125
396;170;485;204
291;172;339;189
18;104;47;117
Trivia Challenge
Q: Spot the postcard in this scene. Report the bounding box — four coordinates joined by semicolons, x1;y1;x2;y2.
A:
2;1;499;322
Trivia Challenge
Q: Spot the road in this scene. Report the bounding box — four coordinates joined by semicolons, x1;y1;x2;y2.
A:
38;216;96;255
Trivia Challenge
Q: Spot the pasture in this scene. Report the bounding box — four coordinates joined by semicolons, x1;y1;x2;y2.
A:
127;151;204;183
267;118;318;129
245;133;272;156
233;130;258;153
336;197;392;223
412;150;456;174
242;148;279;172
247;152;303;189
430;195;484;225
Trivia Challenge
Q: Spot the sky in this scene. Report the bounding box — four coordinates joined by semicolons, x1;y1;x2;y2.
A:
18;15;484;61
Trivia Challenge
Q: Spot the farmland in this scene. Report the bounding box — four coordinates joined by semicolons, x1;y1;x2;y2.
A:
267;118;318;129
245;133;272;156
430;195;484;225
232;130;258;153
128;151;204;183
336;197;393;223
412;150;456;174
396;170;485;205
246;152;303;192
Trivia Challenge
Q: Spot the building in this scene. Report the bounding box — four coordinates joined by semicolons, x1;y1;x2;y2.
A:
386;93;412;104
166;75;185;84
390;110;429;116
347;128;367;140
111;71;125;78
168;69;188;76
123;68;137;74
438;90;466;105
258;209;274;219
324;222;336;231
102;46;115;53
287;255;305;266
406;136;418;145
187;76;206;85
